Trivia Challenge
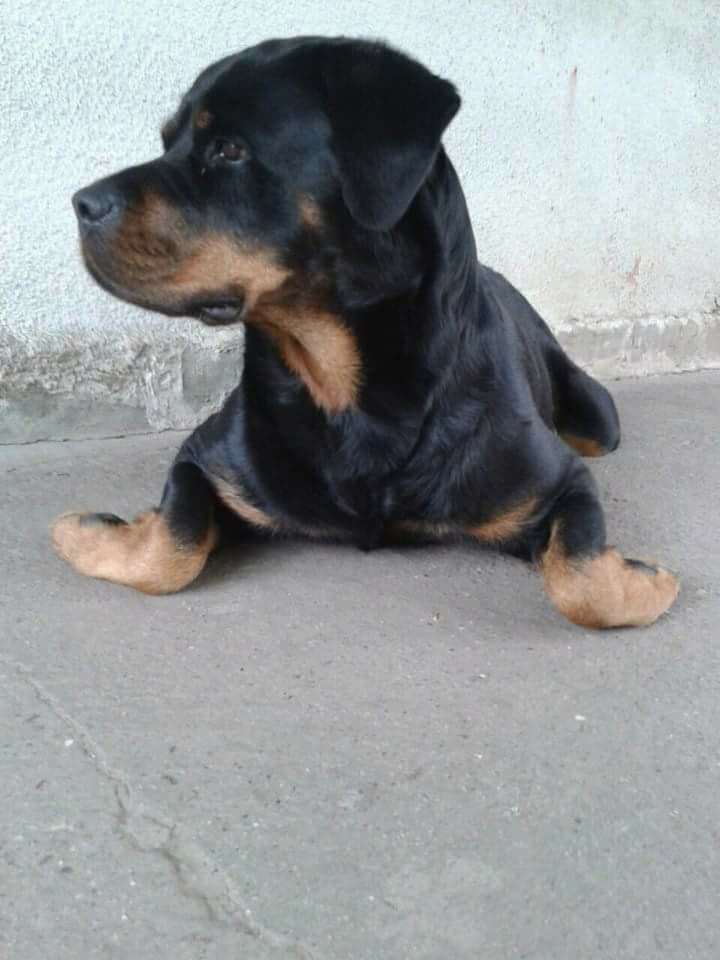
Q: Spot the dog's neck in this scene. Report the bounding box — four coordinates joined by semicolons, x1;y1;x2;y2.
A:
326;149;483;404
335;148;479;323
418;148;481;314
243;149;484;430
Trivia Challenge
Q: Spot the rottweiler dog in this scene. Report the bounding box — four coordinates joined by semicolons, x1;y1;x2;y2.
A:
52;36;679;628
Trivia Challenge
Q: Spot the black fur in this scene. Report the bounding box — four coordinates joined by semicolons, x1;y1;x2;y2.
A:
71;37;622;575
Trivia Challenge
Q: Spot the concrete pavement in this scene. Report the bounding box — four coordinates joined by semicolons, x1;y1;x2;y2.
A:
1;371;719;959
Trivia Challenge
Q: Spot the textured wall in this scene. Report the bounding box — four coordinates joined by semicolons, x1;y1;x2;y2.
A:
2;0;719;441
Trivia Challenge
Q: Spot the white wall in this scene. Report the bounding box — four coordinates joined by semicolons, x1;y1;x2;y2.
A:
2;0;719;441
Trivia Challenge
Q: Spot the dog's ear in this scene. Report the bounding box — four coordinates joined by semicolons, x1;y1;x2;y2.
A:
319;41;461;231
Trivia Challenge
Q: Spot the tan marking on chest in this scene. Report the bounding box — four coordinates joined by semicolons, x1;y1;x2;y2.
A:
208;474;277;530
395;520;456;541
258;304;362;413
210;472;354;540
467;497;538;543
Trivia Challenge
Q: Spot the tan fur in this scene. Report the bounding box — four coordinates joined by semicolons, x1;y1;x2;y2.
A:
210;473;355;540
96;195;291;311
541;524;679;628
138;193;187;244
298;195;323;228
168;235;292;311
96;195;360;411
261;305;362;412
468;498;538;543
51;511;217;595
209;474;277;530
561;433;608;458
193;109;214;130
397;520;455;540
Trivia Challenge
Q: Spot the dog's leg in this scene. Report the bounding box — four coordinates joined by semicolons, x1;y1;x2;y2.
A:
538;463;678;628
548;350;621;457
51;461;218;595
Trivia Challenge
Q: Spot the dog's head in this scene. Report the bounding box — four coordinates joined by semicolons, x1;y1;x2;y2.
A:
72;37;460;326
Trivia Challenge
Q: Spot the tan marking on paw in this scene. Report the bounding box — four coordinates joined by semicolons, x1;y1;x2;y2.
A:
542;524;679;628
50;511;217;595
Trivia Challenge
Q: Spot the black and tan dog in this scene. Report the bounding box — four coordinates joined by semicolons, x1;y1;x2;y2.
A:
52;36;679;628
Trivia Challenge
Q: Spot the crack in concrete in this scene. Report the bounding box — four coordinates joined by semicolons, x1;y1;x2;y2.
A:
2;656;323;960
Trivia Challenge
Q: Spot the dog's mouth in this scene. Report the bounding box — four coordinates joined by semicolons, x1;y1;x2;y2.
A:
81;243;248;326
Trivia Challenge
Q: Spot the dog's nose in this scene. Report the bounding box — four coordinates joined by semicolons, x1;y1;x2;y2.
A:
72;185;119;225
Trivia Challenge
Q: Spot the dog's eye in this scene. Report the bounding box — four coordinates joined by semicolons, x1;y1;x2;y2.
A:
214;140;248;164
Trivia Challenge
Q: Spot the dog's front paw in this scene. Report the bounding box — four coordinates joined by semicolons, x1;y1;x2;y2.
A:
50;508;215;594
50;511;128;577
622;558;680;624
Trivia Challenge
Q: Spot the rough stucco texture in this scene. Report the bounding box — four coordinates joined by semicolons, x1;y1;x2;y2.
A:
2;0;719;442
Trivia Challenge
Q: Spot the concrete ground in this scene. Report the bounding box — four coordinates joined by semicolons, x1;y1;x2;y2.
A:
1;370;719;960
